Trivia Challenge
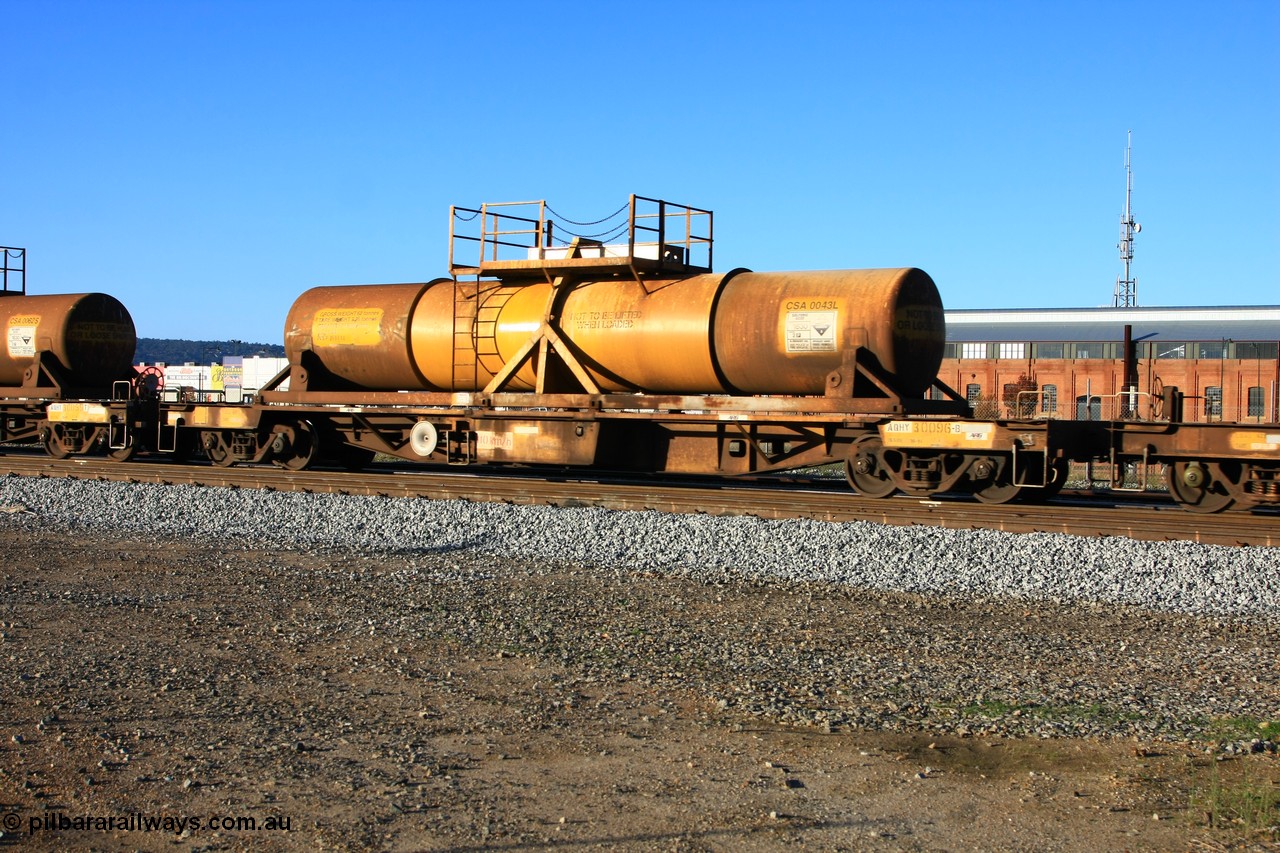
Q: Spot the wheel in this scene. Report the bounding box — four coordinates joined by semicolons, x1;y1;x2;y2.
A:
1165;461;1236;513
972;479;1025;504
1043;458;1071;497
968;455;1025;504
845;436;897;498
1019;458;1070;504
273;420;318;471
43;426;71;460
202;431;237;468
106;440;137;462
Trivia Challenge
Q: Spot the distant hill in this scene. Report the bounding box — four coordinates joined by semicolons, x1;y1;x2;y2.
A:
135;338;286;365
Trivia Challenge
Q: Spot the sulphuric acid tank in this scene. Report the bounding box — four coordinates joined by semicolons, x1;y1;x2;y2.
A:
283;268;945;396
0;293;137;387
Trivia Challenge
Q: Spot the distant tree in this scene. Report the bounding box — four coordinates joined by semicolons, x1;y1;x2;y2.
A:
1002;374;1039;418
134;339;285;365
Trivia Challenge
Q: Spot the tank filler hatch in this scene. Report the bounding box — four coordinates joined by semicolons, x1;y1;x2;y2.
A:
446;197;713;395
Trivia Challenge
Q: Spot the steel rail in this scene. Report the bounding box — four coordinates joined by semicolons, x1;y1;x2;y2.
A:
1;453;1277;547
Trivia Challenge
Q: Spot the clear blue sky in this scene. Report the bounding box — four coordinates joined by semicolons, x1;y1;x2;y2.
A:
4;0;1277;344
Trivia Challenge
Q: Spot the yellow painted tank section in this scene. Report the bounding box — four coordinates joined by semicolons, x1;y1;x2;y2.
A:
411;276;726;392
482;276;726;393
410;281;501;390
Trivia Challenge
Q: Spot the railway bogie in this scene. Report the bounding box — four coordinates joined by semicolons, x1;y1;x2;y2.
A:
1103;418;1280;513
850;417;1098;505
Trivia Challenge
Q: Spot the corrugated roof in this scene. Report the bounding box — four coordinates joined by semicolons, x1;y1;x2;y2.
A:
943;306;1280;343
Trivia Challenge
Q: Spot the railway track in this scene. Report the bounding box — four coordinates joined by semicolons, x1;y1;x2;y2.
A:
2;451;1278;548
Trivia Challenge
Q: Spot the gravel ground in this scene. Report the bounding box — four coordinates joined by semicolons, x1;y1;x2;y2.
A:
0;474;1277;850
2;475;1278;619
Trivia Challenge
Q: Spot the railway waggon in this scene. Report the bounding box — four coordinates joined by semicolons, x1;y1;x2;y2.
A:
1;198;1277;514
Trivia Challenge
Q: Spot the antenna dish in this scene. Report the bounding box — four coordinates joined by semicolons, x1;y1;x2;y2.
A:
1134;223;1141;233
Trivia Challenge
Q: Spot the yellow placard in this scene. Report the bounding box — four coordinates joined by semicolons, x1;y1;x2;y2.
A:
783;299;840;354
167;407;253;429
881;420;997;449
6;314;39;358
47;402;110;423
1227;431;1280;452
312;308;384;347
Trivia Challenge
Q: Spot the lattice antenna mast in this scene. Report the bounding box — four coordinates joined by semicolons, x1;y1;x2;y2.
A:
1113;130;1141;307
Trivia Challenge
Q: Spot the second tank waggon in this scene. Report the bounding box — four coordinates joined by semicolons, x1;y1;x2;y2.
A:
252;198;971;484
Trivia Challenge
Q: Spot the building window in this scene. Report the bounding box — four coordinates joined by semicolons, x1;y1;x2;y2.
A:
960;342;986;359
1041;384;1058;415
966;384;981;404
1072;343;1108;359
1033;343;1064;359
1075;395;1101;420
997;342;1025;359
1238;342;1279;360
1156;343;1186;359
942;343;957;358
1248;386;1264;419
1204;386;1222;419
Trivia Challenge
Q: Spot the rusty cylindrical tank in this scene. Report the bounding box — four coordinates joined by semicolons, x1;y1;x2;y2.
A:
713;268;944;395
0;293;136;387
283;268;945;397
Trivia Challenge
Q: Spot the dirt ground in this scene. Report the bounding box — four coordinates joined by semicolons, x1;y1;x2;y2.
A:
0;525;1276;852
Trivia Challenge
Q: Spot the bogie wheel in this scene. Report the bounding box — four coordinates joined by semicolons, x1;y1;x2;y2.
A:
202;431;237;468
43;426;72;460
845;436;897;498
106;440;137;462
1165;461;1237;513
972;479;1025;505
968;455;1025;505
1044;458;1071;497
1019;458;1071;504
274;420;318;471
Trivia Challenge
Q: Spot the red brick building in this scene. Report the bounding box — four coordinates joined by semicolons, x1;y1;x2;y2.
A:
941;306;1280;423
